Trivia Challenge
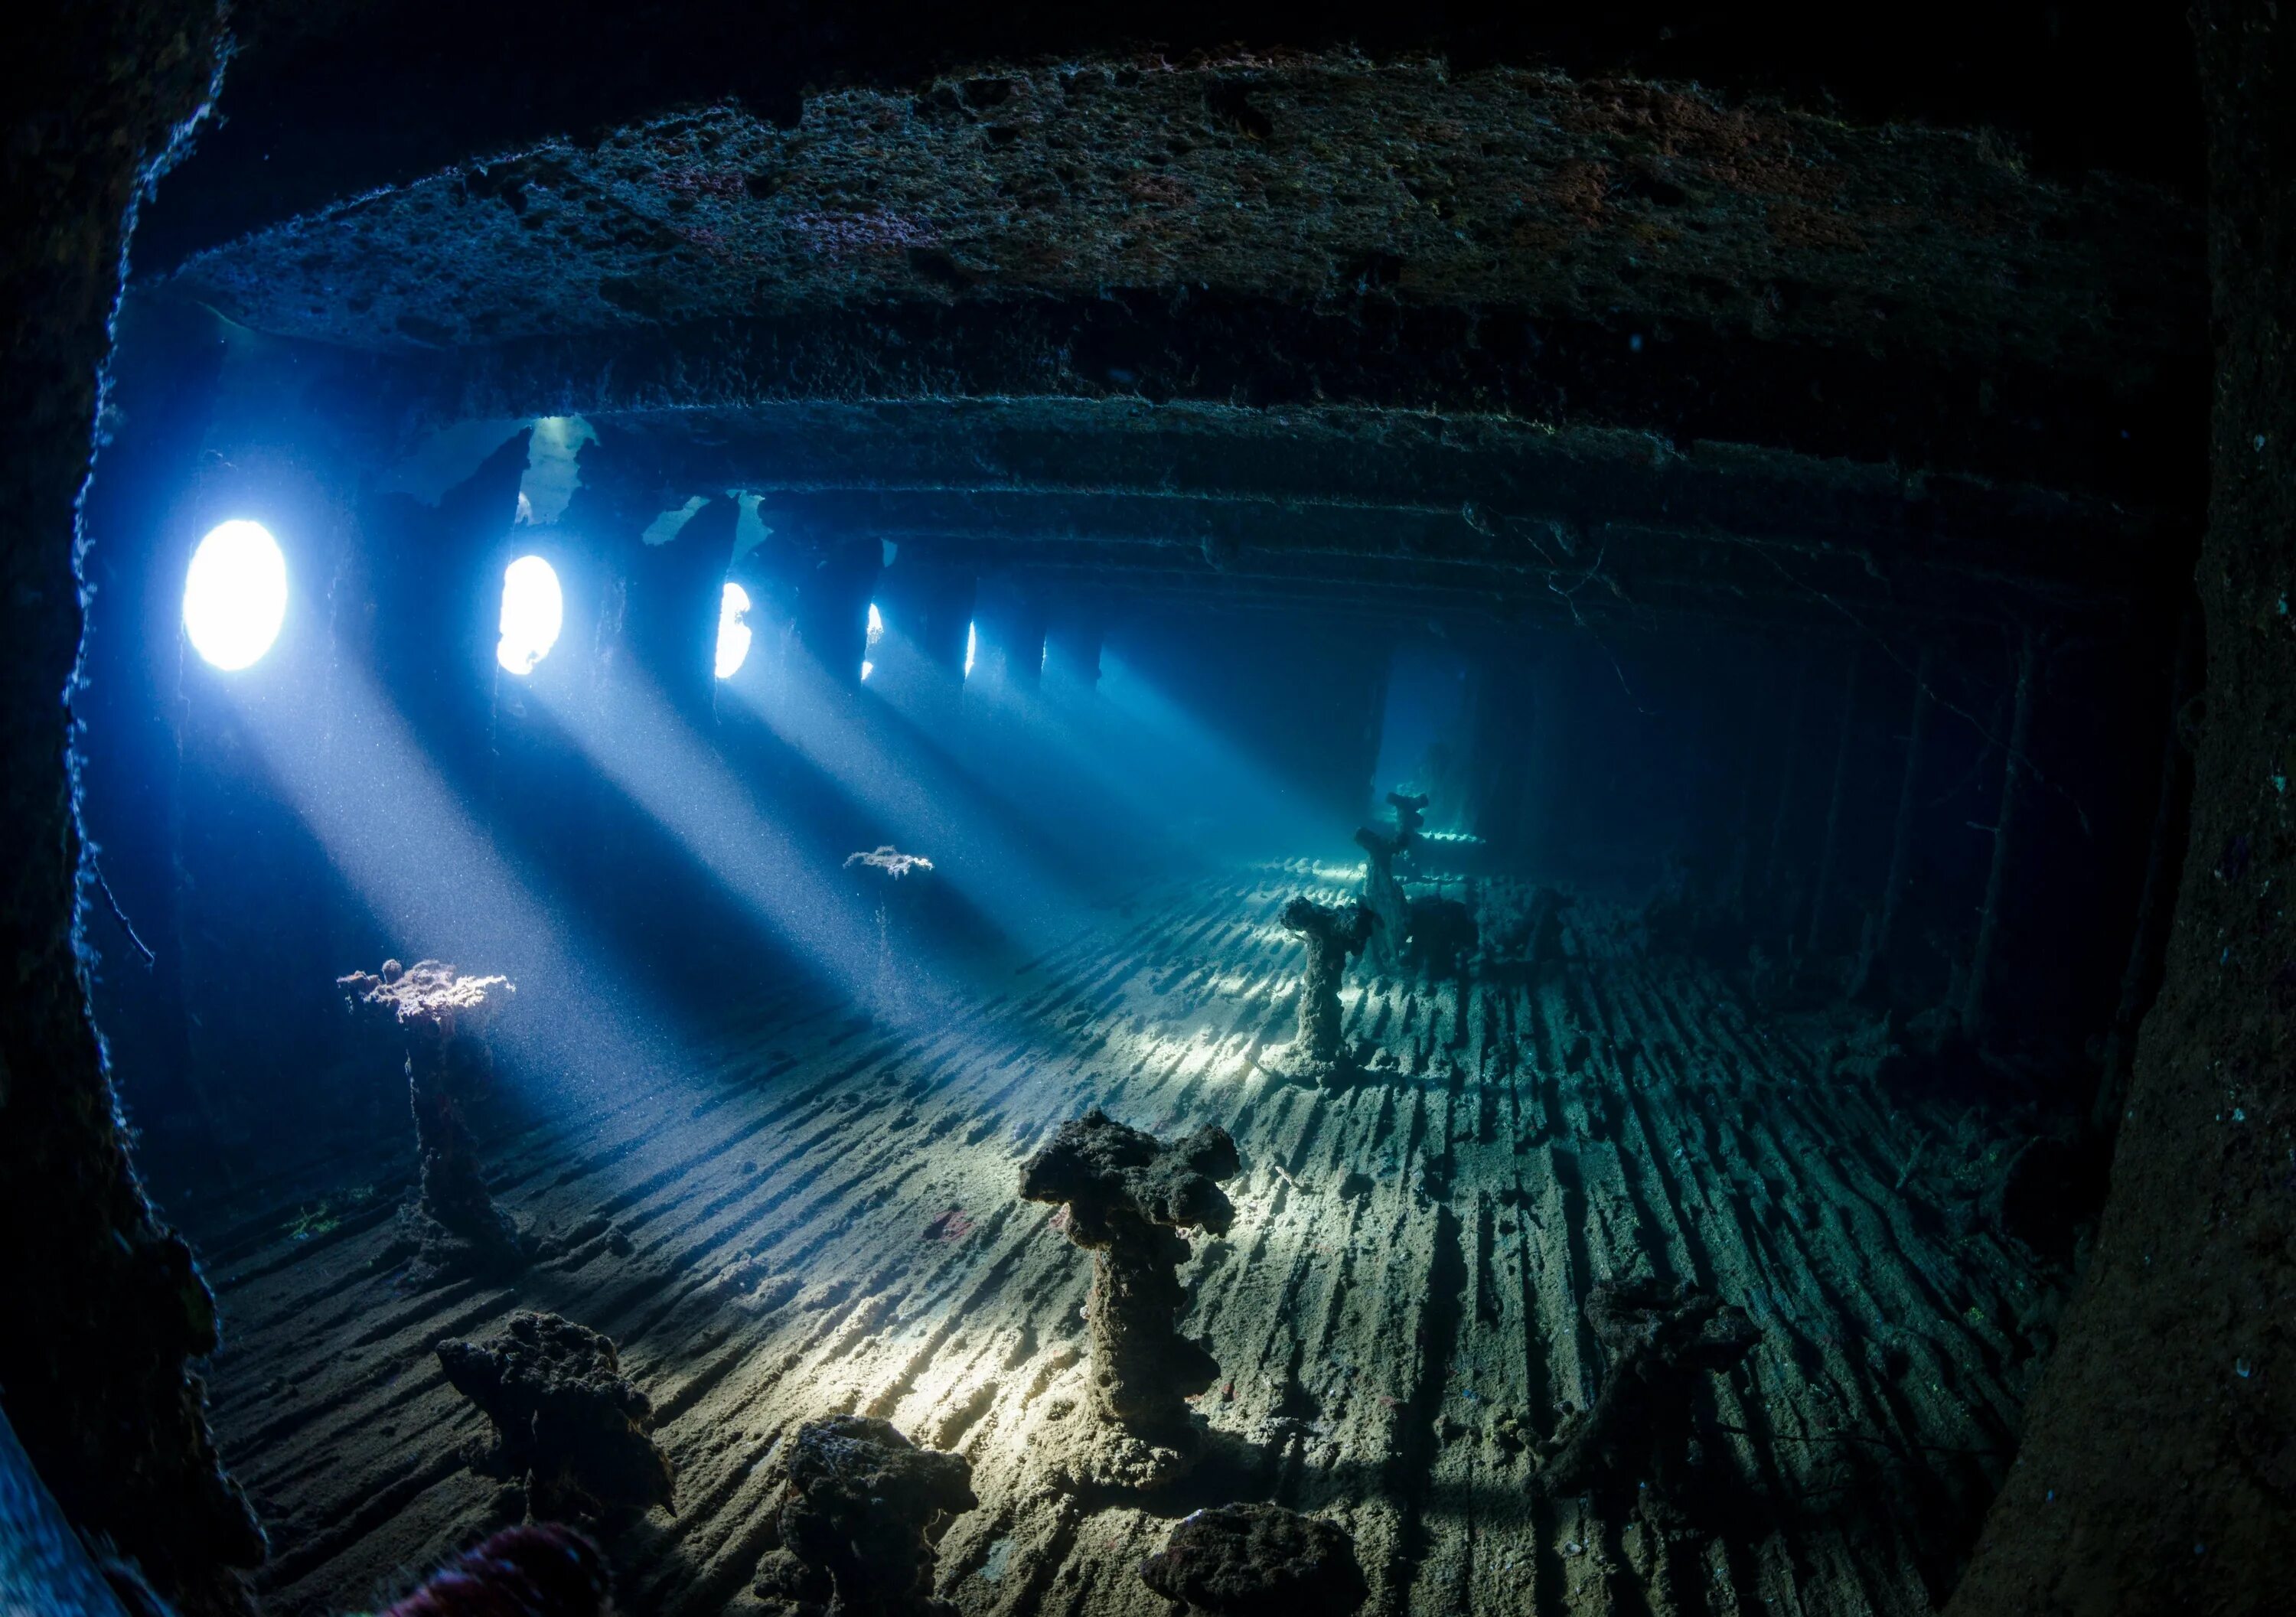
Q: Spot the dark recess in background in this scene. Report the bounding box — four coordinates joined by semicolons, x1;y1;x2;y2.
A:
138;2;2203;277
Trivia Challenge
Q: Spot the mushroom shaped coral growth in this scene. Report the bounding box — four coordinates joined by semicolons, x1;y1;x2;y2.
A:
1538;1278;1762;1505
1352;826;1411;973
338;958;527;1283
751;1414;976;1617
436;1311;676;1523
1385;790;1430;839
1019;1110;1241;1446
844;845;934;879
1277;897;1375;1073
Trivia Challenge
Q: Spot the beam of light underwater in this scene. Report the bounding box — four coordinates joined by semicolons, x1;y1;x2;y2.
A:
238;645;1146;1157
865;651;1156;875
957;653;1327;869
733;631;1094;955
223;650;707;1113
532;666;964;1023
527;667;1156;1128
899;651;1175;862
1092;649;1345;855
224;649;1114;1283
863;620;1176;854
850;651;1373;1110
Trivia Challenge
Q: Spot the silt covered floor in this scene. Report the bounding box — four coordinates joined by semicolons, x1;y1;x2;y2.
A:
191;867;2057;1616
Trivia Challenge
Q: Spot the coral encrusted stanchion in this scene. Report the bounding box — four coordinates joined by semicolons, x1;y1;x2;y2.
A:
1019;1109;1241;1488
1270;895;1375;1084
339;959;530;1285
1354;825;1412;973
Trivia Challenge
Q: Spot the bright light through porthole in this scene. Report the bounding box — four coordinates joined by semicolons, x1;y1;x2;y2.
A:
182;520;288;671
716;581;753;680
861;600;884;682
496;555;563;676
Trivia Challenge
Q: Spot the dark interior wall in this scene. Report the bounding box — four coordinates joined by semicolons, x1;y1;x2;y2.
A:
82;310;426;1202
75;305;232;1159
2004;629;2191;1048
1515;629;1692;889
1948;5;2296;1607
1502;623;1803;898
1470;613;2170;1065
0;5;267;1615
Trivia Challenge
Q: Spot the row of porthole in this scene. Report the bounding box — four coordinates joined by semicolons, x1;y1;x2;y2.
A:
184;521;579;677
184;522;1017;683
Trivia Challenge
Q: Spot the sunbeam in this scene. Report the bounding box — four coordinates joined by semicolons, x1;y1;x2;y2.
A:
223;646;702;1114
735;626;1097;954
1094;649;1344;855
532;662;952;1020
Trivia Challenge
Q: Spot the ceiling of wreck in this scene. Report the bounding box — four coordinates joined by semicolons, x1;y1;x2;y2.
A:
155;52;2207;637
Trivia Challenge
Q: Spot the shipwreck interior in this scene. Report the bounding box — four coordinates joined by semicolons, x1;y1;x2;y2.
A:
8;5;2296;1616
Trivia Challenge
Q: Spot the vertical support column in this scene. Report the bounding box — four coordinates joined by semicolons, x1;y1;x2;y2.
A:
1851;646;1936;1000
1720;771;1756;922
1720;657;1783;922
1805;645;1862;956
788;535;881;686
378;428;535;750
2092;604;2201;1131
868;562;977;738
1013;592;1050;693
1962;628;2040;1043
621;493;738;722
1464;646;1539;853
924;567;983;679
1045;600;1105;688
974;578;1049;693
491;427;618;920
1760;648;1813;920
871;556;974;680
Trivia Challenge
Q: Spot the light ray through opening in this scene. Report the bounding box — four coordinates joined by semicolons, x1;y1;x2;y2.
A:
715;581;753;680
183;520;288;671
496;555;564;676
